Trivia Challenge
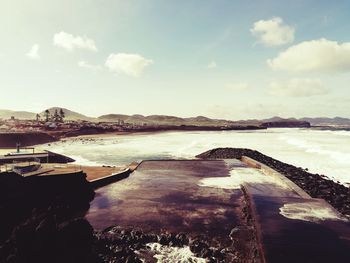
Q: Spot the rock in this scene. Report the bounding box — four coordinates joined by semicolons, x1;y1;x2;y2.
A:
158;235;168;245
229;227;241;240
56;218;94;262
175;232;189;245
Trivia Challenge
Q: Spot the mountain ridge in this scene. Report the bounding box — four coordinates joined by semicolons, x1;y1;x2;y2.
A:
1;108;350;126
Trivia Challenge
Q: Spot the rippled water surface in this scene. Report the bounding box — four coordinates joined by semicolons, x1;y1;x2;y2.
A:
40;128;350;184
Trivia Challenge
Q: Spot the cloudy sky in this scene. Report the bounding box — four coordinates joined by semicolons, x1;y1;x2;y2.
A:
1;0;350;119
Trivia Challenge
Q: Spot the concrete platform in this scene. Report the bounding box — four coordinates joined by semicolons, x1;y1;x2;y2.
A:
247;194;350;263
85;158;350;262
242;158;350;263
86;159;247;249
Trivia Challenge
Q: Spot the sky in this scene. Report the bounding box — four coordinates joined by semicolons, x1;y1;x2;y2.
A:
1;0;350;119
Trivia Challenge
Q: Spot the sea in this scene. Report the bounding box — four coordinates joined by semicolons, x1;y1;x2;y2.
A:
39;128;350;185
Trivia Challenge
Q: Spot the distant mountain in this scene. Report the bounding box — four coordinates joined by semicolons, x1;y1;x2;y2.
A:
1;106;350;127
262;116;298;122
98;114;233;126
300;117;350;126
39;107;94;121
0;109;36;120
240;116;350;127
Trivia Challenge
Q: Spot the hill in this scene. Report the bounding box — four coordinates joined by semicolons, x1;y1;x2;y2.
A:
1;106;350;127
300;117;350;126
39;107;94;121
0;109;36;120
98;114;233;126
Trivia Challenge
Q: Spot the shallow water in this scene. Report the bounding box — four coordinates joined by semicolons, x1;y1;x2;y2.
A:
40;128;350;184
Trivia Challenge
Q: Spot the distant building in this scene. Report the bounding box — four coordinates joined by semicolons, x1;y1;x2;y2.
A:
45;122;57;129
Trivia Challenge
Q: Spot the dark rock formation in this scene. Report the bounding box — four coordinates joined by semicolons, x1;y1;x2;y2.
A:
1;216;99;263
261;121;310;128
94;227;241;263
197;148;350;217
0;171;95;263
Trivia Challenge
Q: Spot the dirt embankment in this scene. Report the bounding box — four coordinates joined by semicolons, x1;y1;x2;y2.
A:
197;148;350;217
0;132;57;148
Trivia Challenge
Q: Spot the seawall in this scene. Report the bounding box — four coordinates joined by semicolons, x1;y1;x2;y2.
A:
89;168;131;189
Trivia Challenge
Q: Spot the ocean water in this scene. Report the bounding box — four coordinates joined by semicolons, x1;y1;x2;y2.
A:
40;128;350;185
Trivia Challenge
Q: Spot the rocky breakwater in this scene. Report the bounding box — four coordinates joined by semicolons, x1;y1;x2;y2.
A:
0;171;95;263
94;228;233;262
197;148;350;217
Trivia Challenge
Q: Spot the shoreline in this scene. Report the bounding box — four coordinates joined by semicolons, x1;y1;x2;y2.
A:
58;125;266;139
0;125;319;149
0;125;266;148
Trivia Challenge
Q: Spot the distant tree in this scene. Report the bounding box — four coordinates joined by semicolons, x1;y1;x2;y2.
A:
59;108;65;122
53;109;60;122
36;113;41;122
44;110;50;122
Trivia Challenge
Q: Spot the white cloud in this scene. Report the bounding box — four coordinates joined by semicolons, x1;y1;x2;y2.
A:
207;61;217;69
53;31;97;52
268;78;329;97
105;53;153;77
268;38;350;72
26;44;40;60
225;82;249;91
251;17;294;46
78;61;102;71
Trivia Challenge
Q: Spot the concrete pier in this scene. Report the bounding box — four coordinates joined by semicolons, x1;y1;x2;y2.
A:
241;157;350;263
89;168;131;189
85;158;350;262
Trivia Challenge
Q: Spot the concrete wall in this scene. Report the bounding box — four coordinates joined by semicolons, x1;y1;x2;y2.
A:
241;156;311;199
90;168;131;189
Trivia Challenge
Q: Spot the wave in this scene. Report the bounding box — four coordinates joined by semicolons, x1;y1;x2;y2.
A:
145;243;206;263
279;136;350;164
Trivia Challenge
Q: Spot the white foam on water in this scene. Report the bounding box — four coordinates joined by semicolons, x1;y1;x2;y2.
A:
68;155;103;166
145;243;207;263
198;168;288;189
279;135;350;164
279;202;347;222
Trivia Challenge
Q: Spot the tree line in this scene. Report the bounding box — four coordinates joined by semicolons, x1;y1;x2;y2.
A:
36;109;65;122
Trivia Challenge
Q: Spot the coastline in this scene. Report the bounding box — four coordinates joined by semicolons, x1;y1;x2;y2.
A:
0;126;265;148
0;123;318;148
